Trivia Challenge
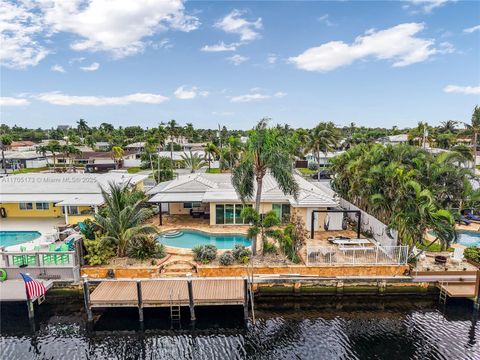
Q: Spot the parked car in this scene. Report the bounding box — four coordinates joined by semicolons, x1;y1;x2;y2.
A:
310;170;331;180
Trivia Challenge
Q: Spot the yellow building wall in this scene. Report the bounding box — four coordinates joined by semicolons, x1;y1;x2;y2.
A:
0;203;94;224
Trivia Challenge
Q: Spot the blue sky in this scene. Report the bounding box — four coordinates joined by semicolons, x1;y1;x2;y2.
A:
1;0;479;130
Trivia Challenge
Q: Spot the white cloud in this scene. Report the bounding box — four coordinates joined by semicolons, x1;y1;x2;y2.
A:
35;92;169;106
0;96;30;106
0;0;200;68
227;54;248;65
201;42;238;52
230;90;286;103
51;64;66;73
464;25;480;34
267;53;277;64
174;86;209;100
317;14;335;27
289;23;445;72
404;0;452;13
80;62;100;71
214;9;262;42
0;1;48;69
443;85;480;95
153;38;173;50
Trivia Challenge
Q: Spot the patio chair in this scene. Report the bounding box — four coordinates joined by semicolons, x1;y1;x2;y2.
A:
412;246;426;261
42;244;57;265
450;247;465;265
55;243;70;265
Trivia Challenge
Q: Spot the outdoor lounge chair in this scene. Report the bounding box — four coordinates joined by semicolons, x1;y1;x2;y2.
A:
465;213;480;222
42;244;57;265
412;246;426;261
55;243;70;265
450;247;465;265
458;217;471;225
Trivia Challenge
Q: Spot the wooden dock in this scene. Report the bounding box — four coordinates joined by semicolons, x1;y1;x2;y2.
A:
0;279;53;302
438;282;477;298
84;277;249;323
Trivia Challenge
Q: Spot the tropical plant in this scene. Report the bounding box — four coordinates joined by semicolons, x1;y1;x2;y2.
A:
270;216;306;263
241;207;280;254
111;146;124;169
167;119;179;167
94;182;157;257
232;119;299;254
232;244;251;264
126;236;165;260
84;235;115;265
77;119;89;142
192;244;217;264
305;122;341;171
219;251;235;265
464;105;480;168
181;150;207;173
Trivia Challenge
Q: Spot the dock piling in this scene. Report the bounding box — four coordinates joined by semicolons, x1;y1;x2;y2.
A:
82;275;93;322
187;274;196;322
243;278;249;320
137;280;144;322
474;270;480;310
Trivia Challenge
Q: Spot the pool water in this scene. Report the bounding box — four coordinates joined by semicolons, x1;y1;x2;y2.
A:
456;230;480;247
157;230;251;249
0;231;41;248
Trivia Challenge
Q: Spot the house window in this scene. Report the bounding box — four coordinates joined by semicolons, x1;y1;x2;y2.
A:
215;204;252;224
62;206;79;215
35;202;50;210
19;202;33;210
184;202;202;209
272;204;291;223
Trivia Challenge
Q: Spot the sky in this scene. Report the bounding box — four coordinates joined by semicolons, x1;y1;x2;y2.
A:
0;0;479;130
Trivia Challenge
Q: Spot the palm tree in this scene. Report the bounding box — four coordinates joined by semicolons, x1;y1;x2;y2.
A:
94;182;157;257
167;119;179;167
465;105;480;168
111;146;124;169
439;120;458;133
77;119;89;143
61;144;81;170
232;119;299;255
204;142;219;170
36;145;51;168
45;140;60;170
306;122;341;174
1;134;12;172
181;151;207;173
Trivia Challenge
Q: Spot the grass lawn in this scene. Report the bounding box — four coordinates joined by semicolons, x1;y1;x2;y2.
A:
127;167;142;174
297;168;317;176
417;241;454;252
12;167;49;174
205;168;221;174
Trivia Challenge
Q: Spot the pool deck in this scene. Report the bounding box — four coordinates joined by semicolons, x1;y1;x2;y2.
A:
0;218;63;234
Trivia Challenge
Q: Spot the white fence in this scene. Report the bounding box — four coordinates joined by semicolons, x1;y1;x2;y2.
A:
306;245;409;266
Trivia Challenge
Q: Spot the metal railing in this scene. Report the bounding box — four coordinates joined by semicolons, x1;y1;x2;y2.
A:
306;245;409;266
0;250;80;282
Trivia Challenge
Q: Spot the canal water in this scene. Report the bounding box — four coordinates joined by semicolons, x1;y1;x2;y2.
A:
1;297;479;359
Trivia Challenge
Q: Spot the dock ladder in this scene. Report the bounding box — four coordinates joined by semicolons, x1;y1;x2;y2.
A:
169;290;181;325
439;281;448;304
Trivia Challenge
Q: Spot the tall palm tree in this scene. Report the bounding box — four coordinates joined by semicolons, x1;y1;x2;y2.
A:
94;182;157;257
232;119;299;255
439;120;458;133
36;145;51;168
111;146;124;169
204;142;219;170
77;118;89;143
167;119;179;167
181;151;207;173
45;140;60;170
306;122;341;172
465;105;480;168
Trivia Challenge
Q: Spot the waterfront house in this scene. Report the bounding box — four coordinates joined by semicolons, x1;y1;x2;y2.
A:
147;173;338;229
2;150;50;170
0;172;147;225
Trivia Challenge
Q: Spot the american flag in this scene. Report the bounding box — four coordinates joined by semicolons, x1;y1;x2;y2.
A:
20;273;46;300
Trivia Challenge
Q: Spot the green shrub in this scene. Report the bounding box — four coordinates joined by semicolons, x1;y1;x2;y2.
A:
79;219;96;240
84;236;115;265
263;240;277;254
232;244;251;262
192;244;217;264
465;248;480;263
154;243;166;259
126;236;160;260
308;162;319;171
219;251;235;265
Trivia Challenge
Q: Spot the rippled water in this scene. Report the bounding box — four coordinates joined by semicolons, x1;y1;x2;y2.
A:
1;298;479;359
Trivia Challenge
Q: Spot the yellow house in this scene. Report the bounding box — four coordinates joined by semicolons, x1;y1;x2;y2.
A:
0;172;147;225
147;173;338;230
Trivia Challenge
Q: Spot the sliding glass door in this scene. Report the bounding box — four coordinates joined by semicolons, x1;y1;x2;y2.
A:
215;203;252;224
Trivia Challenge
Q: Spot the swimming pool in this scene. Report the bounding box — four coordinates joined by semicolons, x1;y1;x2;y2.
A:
455;230;480;247
0;231;41;248
157;230;251;249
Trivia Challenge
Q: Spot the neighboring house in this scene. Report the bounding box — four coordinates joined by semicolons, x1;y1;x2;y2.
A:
2;151;49;169
183;143;206;152
125;142;146;153
57;125;71;131
94;142;110;151
0;173;147;224
157;150;206;168
6;141;36;151
305;151;344;167
54;150;138;167
378;134;409;145
147;173;338;230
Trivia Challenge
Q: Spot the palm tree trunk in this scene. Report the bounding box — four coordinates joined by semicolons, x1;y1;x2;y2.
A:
170;141;174;169
253;176;263;255
473;132;478;169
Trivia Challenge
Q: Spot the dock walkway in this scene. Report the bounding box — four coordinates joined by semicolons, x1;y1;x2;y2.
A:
0;279;53;302
84;277;248;323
